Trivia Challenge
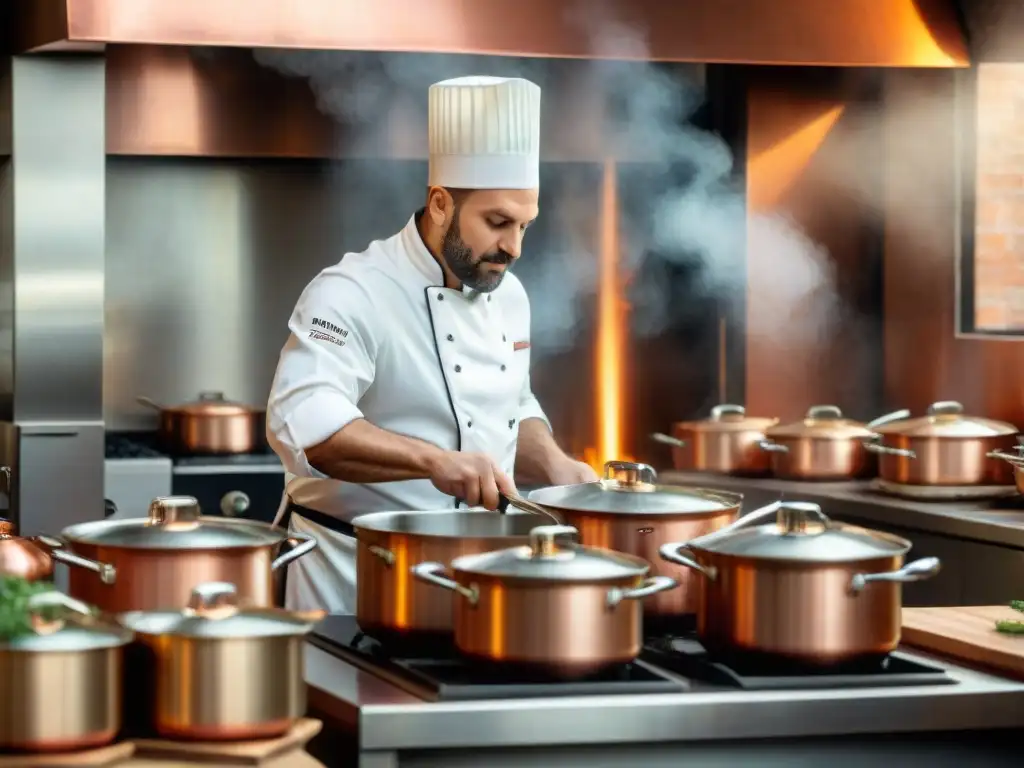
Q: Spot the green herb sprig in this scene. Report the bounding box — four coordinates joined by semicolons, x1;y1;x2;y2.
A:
994;599;1024;636
0;575;60;641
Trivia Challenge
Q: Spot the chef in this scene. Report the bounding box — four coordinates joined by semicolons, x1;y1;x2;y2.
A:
267;75;598;612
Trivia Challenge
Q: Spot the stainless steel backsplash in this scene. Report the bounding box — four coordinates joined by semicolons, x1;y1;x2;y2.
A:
105;156;426;429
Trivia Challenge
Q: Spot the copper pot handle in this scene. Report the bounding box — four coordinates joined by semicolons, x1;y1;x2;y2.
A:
411;562;480;604
865;409;911;429
987;450;1024;466
367;545;396;566
651;432;686;448
27;590;95;617
137;396;162;411
758;439;789;453
710;404;745;420
606;575;677;608
270;532;317;571
36;536;117;585
849;557;941;594
658;542;717;580
499;492;561;522
863;441;917;458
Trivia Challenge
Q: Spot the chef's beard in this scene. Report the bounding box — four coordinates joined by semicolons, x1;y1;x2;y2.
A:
441;208;511;293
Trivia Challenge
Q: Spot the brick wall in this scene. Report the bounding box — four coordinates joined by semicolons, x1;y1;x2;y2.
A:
974;63;1024;331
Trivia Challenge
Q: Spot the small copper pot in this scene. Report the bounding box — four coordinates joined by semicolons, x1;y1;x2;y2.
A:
757;406;913;481
653;404;779;476
413;525;677;677
660;501;941;666
138;392;264;455
871;401;1018;486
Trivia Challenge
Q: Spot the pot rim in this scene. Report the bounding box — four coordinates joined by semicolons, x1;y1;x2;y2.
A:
352;509;544;538
871;400;1018;439
672;404;779;434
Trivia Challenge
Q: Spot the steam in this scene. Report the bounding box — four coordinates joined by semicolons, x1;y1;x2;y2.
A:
251;6;840;357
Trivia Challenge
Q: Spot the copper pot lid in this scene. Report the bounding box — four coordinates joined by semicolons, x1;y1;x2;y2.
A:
686;501;911;563
138;391;256;417
765;406;909;440
872;401;1018;439
452;525;649;582
527;461;742;515
61;496;288;550
1;589;132;651
119;582;324;639
674;404;779;433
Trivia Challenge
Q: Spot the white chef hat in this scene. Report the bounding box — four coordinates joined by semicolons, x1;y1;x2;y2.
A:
427;76;541;190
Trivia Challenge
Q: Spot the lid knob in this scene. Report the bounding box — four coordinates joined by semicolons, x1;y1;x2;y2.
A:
777;501;830;534
198;391;226;402
806;405;843;421
710;404;745;420
188;581;240;616
927;400;963;418
149;496;201;528
528;525;578;558
602;461;657;491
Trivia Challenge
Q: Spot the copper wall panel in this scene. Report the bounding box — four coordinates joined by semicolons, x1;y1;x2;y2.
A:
882;70;1024;426
745;69;885;422
17;0;968;67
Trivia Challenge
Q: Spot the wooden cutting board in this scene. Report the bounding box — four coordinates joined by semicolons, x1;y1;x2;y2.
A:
902;605;1024;679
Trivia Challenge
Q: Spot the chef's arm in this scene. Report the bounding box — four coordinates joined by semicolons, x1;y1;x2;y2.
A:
303;419;443;483
514;417;567;485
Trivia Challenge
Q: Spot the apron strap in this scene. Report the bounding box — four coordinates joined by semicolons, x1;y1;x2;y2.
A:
274;500;355;607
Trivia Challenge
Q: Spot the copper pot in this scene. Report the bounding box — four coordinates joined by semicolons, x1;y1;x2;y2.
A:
138;391;264;455
659;501;941;666
0;517;53;581
119;582;324;741
525;461;741;625
48;496;316;612
353;510;543;646
0;591;133;752
653;404;779;475
757;406;914;481
871;401;1018;486
412;525;677;677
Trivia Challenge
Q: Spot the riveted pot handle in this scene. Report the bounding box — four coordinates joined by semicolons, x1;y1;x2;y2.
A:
411;562;479;605
866;409;910;429
863;441;917;459
271;532;318;571
651;432;686;448
710;404;745;420
758;439;789;454
606;575;678;608
849;557;941;594
658;542;717;580
37;536;117;585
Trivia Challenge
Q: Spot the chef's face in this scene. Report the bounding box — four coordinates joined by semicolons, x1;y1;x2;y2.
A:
430;187;539;293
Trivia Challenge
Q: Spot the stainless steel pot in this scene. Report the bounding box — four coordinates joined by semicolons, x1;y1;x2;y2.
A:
654;404;779;476
0;590;133;752
353;509;544;645
758;406;913;480
138;391;264;455
412;524;676;677
526;461;742;625
119;581;324;741
48;496;316;612
871;401;1018;486
659;500;941;666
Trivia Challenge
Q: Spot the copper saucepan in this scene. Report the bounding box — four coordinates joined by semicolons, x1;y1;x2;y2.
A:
659;500;941;667
138;391;265;455
757;405;914;481
412;524;677;677
652;404;779;476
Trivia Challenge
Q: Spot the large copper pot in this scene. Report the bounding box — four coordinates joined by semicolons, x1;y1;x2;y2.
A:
654;404;779;476
0;590;133;752
138;391;264;455
353;509;542;646
757;405;913;480
870;401;1018;486
659;501;941;666
525;461;741;628
48;496;316;612
119;582;324;741
412;524;676;677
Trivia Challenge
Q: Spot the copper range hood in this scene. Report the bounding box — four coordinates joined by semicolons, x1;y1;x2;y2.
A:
14;0;968;67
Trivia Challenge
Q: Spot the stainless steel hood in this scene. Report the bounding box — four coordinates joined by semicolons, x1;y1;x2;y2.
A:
14;0;969;67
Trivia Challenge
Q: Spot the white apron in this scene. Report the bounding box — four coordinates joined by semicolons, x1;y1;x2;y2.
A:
266;213;548;613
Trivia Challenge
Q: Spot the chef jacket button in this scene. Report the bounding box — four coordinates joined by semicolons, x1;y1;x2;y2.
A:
508;419;516;429
454;364;462;373
437;293;444;301
502;334;506;342
446;334;454;341
501;364;507;371
487;296;492;302
467;420;473;428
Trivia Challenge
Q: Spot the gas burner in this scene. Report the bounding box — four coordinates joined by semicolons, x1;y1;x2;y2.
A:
641;635;956;691
871;478;1017;502
310;615;689;702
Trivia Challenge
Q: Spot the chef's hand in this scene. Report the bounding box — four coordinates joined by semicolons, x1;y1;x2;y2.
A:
546;457;599;485
427;451;516;510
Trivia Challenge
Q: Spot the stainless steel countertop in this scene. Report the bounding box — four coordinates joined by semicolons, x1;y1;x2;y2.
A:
661;472;1024;549
304;644;1024;752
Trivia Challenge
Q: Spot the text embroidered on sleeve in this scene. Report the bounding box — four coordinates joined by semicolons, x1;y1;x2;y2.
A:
309;317;350;348
512;340;531;351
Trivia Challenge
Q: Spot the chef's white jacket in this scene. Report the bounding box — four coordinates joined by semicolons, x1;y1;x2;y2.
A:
267;213;548;613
